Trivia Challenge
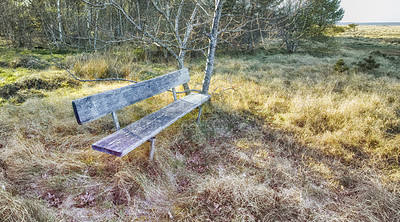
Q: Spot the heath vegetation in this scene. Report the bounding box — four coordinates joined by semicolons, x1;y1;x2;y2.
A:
1;25;400;221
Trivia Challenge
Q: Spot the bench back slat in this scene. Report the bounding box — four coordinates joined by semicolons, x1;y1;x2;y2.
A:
72;68;190;125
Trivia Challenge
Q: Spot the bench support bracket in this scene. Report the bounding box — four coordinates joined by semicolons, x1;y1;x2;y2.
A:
148;137;156;161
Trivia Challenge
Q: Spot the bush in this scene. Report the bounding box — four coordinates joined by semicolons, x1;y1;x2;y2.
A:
0;61;7;68
347;23;359;32
70;53;131;80
9;56;46;69
0;84;20;99
357;55;380;72
0;76;80;101
333;59;349;73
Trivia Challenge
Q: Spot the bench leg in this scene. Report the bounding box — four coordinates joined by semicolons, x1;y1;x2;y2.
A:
172;87;177;101
112;111;120;131
149;137;156;161
197;105;204;125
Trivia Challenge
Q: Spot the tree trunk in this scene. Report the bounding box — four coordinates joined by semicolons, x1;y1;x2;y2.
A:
57;0;63;44
178;51;190;95
202;0;224;95
94;9;99;50
285;35;298;53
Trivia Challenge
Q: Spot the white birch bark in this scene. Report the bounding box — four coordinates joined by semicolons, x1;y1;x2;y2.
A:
94;9;99;50
57;0;63;43
202;0;224;94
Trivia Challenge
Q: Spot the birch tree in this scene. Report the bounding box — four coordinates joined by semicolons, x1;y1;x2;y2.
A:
76;0;224;93
202;0;223;94
218;0;279;52
57;0;63;44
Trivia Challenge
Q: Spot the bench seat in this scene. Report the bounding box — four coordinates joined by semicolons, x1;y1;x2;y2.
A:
92;93;210;157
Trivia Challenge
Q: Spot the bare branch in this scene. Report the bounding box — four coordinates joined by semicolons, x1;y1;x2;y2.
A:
110;0;180;60
151;0;182;46
182;1;200;46
211;87;239;96
175;0;185;35
167;88;201;94
80;0;111;8
197;2;211;17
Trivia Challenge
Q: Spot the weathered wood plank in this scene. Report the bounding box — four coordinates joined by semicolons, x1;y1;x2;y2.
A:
72;68;190;125
92;93;210;157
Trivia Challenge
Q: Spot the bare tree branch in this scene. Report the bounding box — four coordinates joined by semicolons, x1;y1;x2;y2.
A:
211;86;239;96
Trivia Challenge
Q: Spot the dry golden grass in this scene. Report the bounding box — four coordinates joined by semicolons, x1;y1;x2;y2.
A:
210;52;400;179
341;25;400;39
1;26;400;221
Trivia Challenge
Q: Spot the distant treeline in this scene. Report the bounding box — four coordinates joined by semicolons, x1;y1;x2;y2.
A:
0;0;344;53
338;22;400;26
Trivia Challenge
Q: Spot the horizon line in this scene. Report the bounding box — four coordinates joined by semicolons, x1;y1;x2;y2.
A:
340;21;400;23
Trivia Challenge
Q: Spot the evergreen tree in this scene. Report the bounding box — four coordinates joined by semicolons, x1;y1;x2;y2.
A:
304;0;345;39
278;0;344;53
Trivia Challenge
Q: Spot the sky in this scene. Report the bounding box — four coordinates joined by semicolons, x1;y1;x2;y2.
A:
340;0;400;23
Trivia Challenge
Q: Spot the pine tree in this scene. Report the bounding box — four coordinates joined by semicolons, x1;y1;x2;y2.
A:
279;0;344;53
304;0;345;39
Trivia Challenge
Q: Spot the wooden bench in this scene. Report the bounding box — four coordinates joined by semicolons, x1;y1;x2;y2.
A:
72;68;210;159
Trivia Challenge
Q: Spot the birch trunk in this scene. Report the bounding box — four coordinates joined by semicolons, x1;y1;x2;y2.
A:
57;0;63;43
86;5;91;47
94;9;99;50
202;0;224;95
178;51;190;95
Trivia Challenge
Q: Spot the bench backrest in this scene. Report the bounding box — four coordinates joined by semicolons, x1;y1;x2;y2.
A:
72;68;190;125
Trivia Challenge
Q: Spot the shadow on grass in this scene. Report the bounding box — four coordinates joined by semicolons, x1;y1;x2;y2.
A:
168;103;400;221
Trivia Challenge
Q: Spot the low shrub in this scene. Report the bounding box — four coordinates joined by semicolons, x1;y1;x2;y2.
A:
357;55;380;72
0;61;7;67
9;56;46;69
0;76;80;101
333;58;349;73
